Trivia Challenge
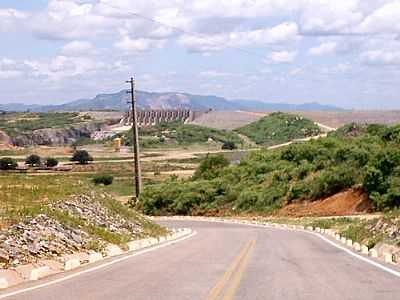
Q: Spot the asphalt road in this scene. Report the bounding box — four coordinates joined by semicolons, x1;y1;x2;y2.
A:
1;220;400;300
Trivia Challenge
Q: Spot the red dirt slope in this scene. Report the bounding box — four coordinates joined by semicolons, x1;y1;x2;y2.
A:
278;188;373;217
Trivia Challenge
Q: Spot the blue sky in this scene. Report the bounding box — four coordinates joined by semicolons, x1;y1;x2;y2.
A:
1;0;400;109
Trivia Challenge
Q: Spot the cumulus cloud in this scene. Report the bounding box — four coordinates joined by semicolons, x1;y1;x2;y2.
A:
300;0;363;34
309;42;337;56
179;22;299;53
357;2;400;34
268;51;297;64
361;50;400;65
114;35;166;52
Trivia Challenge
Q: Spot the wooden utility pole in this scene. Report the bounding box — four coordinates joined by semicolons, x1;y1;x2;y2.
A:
126;77;142;198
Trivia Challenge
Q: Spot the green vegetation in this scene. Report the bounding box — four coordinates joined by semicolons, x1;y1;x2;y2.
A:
71;150;93;164
0;157;17;170
45;157;59;167
25;154;41;167
0;112;92;137
119;121;243;148
236;112;321;146
93;174;114;186
138;123;400;215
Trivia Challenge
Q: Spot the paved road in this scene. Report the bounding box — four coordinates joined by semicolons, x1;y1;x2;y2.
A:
1;220;399;300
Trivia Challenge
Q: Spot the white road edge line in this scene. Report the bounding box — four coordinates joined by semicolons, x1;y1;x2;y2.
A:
0;231;197;299
165;218;400;278
244;222;400;278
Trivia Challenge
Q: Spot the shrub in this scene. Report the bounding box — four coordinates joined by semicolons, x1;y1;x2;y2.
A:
93;175;114;186
45;157;59;167
363;166;387;194
71;150;93;165
193;154;229;180
310;167;355;200
0;157;17;170
25;154;41;167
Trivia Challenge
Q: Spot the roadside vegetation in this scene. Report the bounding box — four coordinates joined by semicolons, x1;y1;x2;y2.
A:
236;112;321;146
138;122;400;216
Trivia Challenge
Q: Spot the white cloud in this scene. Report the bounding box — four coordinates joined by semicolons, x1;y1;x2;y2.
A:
300;0;363;34
61;41;95;56
309;42;337;56
268;51;297;64
179;22;298;53
361;50;400;65
114;35;166;52
357;2;400;34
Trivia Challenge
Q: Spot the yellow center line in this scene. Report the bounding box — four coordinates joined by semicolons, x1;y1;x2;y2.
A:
205;240;253;300
222;239;256;300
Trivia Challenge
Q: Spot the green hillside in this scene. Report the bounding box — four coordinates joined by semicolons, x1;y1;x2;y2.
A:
120;121;243;148
236;112;321;146
138;123;400;215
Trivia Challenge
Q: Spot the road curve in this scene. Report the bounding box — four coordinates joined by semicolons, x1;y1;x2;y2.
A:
1;220;399;300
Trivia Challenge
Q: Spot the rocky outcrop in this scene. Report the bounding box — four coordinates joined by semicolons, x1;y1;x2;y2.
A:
0;194;150;269
11;122;105;147
0;130;11;146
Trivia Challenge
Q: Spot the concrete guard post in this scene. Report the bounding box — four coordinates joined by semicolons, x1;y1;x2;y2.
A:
64;258;81;271
361;245;369;255
369;249;378;258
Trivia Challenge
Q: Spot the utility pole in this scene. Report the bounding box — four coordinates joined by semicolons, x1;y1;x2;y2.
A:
126;77;142;199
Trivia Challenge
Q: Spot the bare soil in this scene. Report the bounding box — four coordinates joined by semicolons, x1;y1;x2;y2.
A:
278;188;373;217
190;110;400;130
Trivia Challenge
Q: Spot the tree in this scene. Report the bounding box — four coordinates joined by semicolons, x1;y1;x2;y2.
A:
25;154;41;167
71;150;93;165
45;157;59;168
0;157;18;170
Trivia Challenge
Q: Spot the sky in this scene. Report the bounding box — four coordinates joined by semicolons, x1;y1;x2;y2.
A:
0;0;400;109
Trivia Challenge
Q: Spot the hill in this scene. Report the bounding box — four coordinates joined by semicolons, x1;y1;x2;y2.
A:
0;90;343;112
137;122;400;216
118;121;243;149
235;112;321;146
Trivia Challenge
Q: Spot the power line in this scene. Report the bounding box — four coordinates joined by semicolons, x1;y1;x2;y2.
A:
104;3;266;59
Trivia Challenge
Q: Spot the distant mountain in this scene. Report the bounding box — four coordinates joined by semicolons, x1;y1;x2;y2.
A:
0;90;343;112
233;99;342;111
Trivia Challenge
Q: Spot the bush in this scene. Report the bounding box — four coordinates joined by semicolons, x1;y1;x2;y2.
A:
310;167;355;200
0;157;17;170
363;166;387;194
45;157;59;167
25;154;41;167
71;150;93;165
193;154;229;180
93;175;114;186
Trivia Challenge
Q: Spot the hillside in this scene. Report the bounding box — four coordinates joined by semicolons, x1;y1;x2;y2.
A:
0;90;343;112
0;112;110;147
137;122;400;216
119;121;243;149
235;112;321;146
